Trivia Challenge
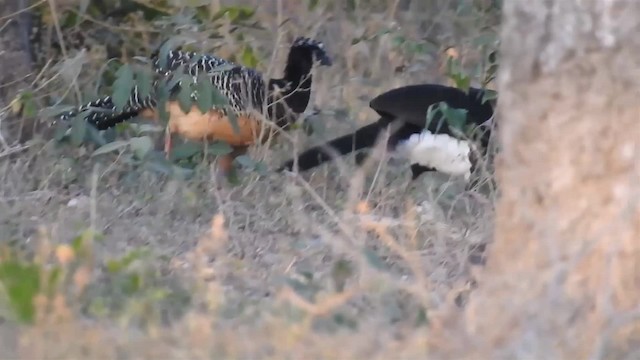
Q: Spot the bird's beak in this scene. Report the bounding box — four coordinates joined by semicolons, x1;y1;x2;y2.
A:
318;54;333;66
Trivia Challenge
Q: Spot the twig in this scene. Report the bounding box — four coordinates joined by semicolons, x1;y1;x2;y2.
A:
0;18;13;34
46;0;82;103
0;0;46;22
0;144;30;159
69;9;160;33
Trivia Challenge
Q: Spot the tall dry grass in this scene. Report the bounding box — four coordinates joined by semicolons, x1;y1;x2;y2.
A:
0;0;502;359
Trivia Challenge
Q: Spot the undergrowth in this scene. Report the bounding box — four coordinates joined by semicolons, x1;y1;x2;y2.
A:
0;0;501;358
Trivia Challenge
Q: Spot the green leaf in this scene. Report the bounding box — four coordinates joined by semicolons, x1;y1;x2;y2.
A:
106;248;150;274
53;121;70;142
70;229;103;257
441;106;469;133
351;36;365;45
70;114;87;147
39;105;76;119
189;53;204;66
333;312;358;330
210;8;226;22
226;111;241;135
132;56;152;65
236;6;255;21
302;114;324;137
91;140;131;156
135;67;153;100
234;154;255;169
177;76;194;114
45;267;62;296
284;277;314;300
0;260;41;324
156;81;170;125
473;33;498;47
226;7;239;21
226;166;241;185
391;35;406;48
425;103;443;131
240;46;259;68
415;306;429;327
166;72;185;93
211;87;229;107
129;136;154;159
208;63;238;74
120;273;142;295
254;161;268;175
169;141;203;161
488;50;499;65
183;0;209;7
112;64;135;111
308;0;319;10
86;126;107;146
195;73;213;114
346;0;357;12
452;73;471;93
482;89;498;104
206;141;233;156
362;248;388;271
93;57;120;97
331;259;353;292
171;165;195;180
156;38;178;71
71;233;85;253
216;5;255;23
17;91;38;118
129;123;164;134
483;65;498;85
78;0;91;18
145;156;174;175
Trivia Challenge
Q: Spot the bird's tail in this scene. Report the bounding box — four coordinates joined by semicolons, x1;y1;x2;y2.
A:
57;89;156;130
279;121;385;172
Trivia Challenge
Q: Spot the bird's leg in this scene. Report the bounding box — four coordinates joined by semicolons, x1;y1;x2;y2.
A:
217;154;235;178
212;154;233;188
164;125;173;160
354;150;370;166
401;164;435;200
410;164;434;181
214;146;248;184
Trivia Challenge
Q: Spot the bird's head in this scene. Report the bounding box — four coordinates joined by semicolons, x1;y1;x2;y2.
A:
291;36;333;66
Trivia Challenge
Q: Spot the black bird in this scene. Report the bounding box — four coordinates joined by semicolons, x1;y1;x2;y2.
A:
279;84;496;182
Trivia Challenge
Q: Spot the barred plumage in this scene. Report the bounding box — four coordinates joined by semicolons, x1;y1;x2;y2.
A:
58;50;260;129
58;37;330;131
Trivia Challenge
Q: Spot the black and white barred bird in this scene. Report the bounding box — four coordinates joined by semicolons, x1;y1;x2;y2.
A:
58;36;332;173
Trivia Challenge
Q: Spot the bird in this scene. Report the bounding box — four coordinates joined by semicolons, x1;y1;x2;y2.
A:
57;36;333;175
278;84;496;183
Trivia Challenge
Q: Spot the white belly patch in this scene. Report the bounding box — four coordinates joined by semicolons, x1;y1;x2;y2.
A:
395;130;472;180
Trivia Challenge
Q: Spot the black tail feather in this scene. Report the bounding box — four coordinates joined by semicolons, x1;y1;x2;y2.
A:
279;121;385;172
88;108;144;130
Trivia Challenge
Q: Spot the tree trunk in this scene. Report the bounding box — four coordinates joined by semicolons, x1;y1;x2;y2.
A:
0;0;35;145
430;0;640;358
0;0;33;94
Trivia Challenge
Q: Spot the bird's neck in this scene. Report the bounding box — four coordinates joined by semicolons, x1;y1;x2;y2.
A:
282;58;313;94
272;53;313;113
265;53;314;128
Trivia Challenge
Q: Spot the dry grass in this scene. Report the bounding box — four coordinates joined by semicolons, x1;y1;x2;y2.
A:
0;1;502;359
